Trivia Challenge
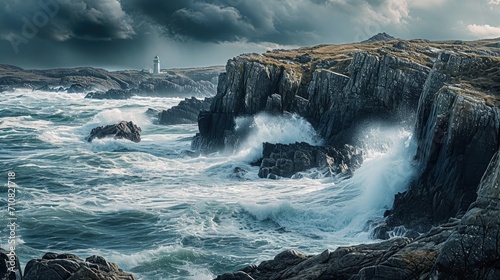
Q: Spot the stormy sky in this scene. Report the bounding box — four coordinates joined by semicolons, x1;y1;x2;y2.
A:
0;0;499;70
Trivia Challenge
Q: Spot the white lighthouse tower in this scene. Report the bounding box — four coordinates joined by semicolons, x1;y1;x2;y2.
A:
153;55;160;74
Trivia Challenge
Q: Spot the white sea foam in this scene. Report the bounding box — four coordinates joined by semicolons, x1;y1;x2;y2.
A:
233;113;322;161
2;89;419;279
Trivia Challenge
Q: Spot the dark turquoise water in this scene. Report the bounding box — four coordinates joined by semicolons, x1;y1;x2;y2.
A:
0;90;416;279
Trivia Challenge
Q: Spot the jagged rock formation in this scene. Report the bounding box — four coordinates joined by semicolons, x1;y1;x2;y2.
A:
257;142;363;179
159;97;213;125
24;253;136;280
87;121;142;143
385;53;500;231
0;64;223;96
216;151;500;279
362;32;398;43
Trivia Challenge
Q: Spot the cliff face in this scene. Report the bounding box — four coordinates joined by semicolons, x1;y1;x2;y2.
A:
387;53;500;230
195;38;500;235
309;52;429;144
194;50;430;151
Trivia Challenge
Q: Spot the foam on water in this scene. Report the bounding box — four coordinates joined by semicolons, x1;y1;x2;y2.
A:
233;113;322;161
1;89;418;279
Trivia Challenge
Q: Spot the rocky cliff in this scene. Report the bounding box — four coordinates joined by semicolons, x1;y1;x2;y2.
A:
216;150;500;280
194;35;500;278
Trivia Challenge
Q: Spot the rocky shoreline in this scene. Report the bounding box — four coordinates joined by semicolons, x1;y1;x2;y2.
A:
2;33;499;279
190;34;500;278
0;250;136;280
0;64;223;97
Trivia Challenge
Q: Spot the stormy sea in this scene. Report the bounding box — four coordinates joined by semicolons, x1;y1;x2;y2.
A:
1;89;416;279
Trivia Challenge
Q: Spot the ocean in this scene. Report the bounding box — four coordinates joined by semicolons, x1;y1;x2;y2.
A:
0;89;416;279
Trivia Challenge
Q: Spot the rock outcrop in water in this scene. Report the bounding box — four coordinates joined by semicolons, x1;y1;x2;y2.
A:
23;253;136;280
87;121;142;143
159;97;213;125
257;142;363;179
200;35;500;278
85;89;135;100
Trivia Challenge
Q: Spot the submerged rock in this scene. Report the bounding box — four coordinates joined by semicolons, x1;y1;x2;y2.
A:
87;121;142;143
24;253;136;280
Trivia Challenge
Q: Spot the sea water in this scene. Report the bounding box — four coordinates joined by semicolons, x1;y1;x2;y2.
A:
0;89;416;279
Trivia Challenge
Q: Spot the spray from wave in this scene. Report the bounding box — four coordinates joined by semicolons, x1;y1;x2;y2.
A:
240;124;416;240
232;113;322;161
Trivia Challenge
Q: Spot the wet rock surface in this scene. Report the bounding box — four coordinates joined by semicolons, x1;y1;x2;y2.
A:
159;97;213;125
257;142;363;179
217;151;500;279
87;121;142;143
24;253;136;280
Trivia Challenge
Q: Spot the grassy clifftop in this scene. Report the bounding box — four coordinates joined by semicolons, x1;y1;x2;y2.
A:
241;36;500;106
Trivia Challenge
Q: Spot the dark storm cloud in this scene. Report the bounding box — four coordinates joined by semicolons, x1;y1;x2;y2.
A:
0;0;498;69
0;0;134;42
121;0;323;45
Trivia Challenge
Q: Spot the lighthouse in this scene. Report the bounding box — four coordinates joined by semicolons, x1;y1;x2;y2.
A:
153;55;160;74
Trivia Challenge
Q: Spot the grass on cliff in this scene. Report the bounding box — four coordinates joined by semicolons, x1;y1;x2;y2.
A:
242;38;500;107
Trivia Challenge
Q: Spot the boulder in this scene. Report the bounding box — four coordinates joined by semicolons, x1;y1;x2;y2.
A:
159;97;212;125
87;121;142;143
24;253;136;280
0;248;22;280
85;89;135;100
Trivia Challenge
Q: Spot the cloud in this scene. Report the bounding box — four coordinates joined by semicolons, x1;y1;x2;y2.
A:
467;24;500;38
0;0;135;42
0;0;499;69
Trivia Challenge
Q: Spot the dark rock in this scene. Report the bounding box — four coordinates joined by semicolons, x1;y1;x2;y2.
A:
214;271;254;280
35;84;55;92
85;89;134;100
87;121;142;143
386;54;500;230
362;32;397;43
192;111;236;152
393;41;407;50
258;142;363;179
159;97;213;125
138;75;216;97
24;253;136;280
67;83;89;93
296;53;313;63
0;85;12;92
145;108;161;120
218;151;500;279
0;248;22;280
